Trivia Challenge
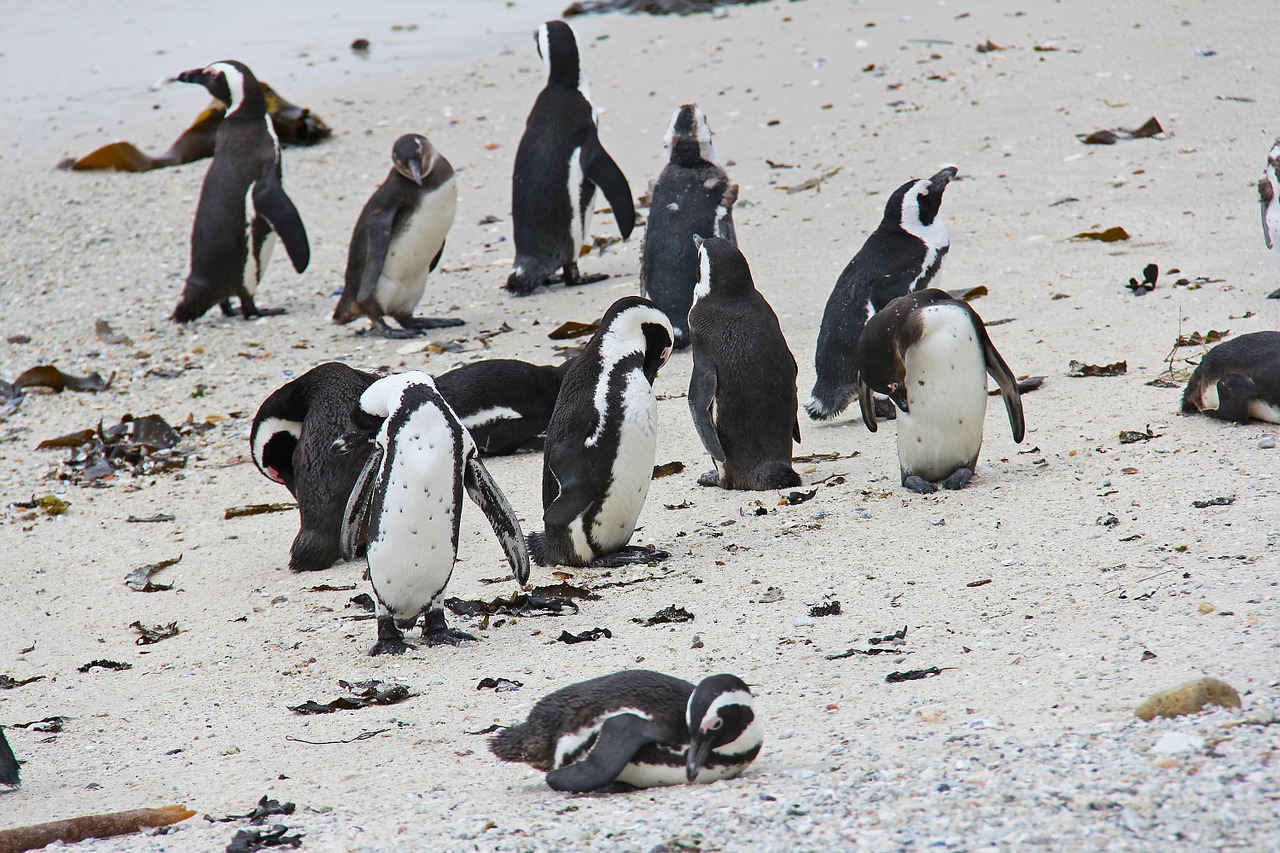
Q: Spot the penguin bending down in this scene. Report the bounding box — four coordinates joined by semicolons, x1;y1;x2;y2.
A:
490;670;762;793
1182;331;1280;424
172;60;309;322
506;20;635;296
435;359;568;455
856;289;1024;494
640;104;737;350
806;166;958;421
688;237;801;490
528;296;673;567
336;372;530;655
1259;139;1280;266
333;133;464;338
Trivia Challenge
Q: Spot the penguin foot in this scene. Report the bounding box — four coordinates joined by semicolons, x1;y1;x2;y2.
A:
421;609;476;646
590;546;671;568
219;300;237;317
369;637;413;656
395;315;466;331
903;475;938;495
369;317;429;339
697;470;721;487
550;263;608;288
873;397;898;421
942;467;974;491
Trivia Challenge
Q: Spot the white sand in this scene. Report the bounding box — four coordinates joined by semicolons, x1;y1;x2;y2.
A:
1;1;1278;850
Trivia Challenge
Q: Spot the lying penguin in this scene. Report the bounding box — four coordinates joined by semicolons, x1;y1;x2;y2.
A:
856;289;1025;493
490;670;762;793
1182;331;1280;424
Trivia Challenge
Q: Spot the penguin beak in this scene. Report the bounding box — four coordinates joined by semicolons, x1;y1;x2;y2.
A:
889;385;910;413
686;734;714;783
332;432;372;456
929;166;959;193
692;234;705;250
175;67;213;86
408;159;424;186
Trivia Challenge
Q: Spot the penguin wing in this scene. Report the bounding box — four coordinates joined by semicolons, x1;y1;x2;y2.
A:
688;357;726;462
972;308;1025;443
355;208;398;303
857;378;879;434
464;451;531;585
715;182;739;244
543;427;598;528
581;127;636;239
253;165;310;273
429;240;446;274
340;443;384;560
544;713;671;793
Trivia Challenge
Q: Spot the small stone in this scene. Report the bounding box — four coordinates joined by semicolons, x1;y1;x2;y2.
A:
1197;602;1215;614
1151;731;1204;754
794;616;814;627
1259;434;1277;449
1135;676;1242;721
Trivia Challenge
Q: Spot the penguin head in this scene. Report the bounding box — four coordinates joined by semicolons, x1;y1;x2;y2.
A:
685;674;759;782
693;235;755;302
664;104;718;167
598;296;673;385
536;21;583;92
1268;137;1280;172
391;133;435;186
175;60;265;118
885;165;957;244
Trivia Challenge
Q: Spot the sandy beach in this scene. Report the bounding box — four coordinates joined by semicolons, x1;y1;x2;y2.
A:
1;0;1279;850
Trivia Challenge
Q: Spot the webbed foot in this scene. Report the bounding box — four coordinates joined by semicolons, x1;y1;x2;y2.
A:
590;546;670;567
903;475;938;494
942;467;974;491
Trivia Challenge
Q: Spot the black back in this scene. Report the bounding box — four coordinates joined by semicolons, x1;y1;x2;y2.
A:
435;359;566;455
0;726;18;787
1182;331;1280;423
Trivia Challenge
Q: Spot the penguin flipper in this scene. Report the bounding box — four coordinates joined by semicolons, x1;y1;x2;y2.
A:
688;357;726;463
429;240;446;274
857;379;879;434
253;166;310;273
581;128;636;239
973;310;1025;443
544;714;668;793
355;209;397;304
543;433;598;529
464;451;531;585
340;443;383;560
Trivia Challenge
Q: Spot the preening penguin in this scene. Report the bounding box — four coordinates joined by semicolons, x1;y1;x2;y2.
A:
171;60;309;322
333;133;464;337
336;372;530;655
1259;138;1280;265
506;20;635;296
856;289;1024;494
687;236;801;490
490;670;762;793
807;166;957;421
1182;331;1280;424
528;297;673;567
640;104;738;349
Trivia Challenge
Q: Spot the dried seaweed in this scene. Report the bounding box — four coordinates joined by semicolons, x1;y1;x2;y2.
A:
78;660;132;673
1174;329;1228;348
529;583;601;601
547;321;598;340
1119;427;1160;444
948;285;988;302
12;365;110;394
0;674;44;689
205;796;296;824
869;626;909;644
1126;263;1159;294
127;514;175;523
125;555;181;592
50;414;191;484
7;495;71;516
1071;226;1130;242
966;579;993;588
633;605;694;626
1078;116;1164;144
1067;360;1127;377
793;451;858;463
94;320;133;346
555;627;613;644
565;0;770;15
224;502;297;520
226;824;304;852
886;667;945;683
445;592;579;618
1192;496;1235;508
476;677;523;692
781;166;842;194
289;680;413;715
809;600;841;617
130;621;180;645
778;490;816;506
652;461;685;478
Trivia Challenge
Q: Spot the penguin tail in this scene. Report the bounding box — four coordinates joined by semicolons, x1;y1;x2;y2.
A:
525;532;551;567
171;287;217;324
289;529;341;573
803;392;843;422
489;722;552;769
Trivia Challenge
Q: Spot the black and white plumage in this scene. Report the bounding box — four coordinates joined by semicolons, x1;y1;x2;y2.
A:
490;670;762;793
688;237;801;490
336;372;531;655
1182;331;1280;424
1259;138;1280;263
528;297;673;567
435;359;568;455
250;362;378;572
640;104;737;350
856;289;1024;494
333;133;463;338
806;166;957;421
0;726;18;788
506;20;635;296
172;60;309;322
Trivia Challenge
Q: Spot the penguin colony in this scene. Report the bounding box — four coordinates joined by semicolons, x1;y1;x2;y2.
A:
13;15;1274;800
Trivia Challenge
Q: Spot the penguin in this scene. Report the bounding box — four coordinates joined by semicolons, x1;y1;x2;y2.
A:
251;362;378;572
1182;331;1280;424
490;670;762;793
856;289;1024;493
335;371;531;655
806;166;958;421
505;20;636;296
333;133;464;337
527;296;673;567
640;104;738;350
687;236;801;490
0;726;18;787
171;60;309;322
435;358;568;455
1259;138;1280;264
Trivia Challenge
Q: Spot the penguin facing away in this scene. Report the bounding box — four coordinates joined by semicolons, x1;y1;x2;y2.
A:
528;296;674;567
435;358;568;455
506;20;636;296
687;236;801;490
333;133;464;337
251;362;378;572
1182;331;1280;424
335;371;531;655
1259;138;1280;264
806;166;958;421
172;60;309;322
640;104;738;350
490;670;763;793
856;289;1024;494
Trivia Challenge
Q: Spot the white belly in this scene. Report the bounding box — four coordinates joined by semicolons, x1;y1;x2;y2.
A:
1248;399;1280;423
569;147;594;255
376;178;457;314
591;374;657;553
366;407;461;621
897;304;988;482
615;757;744;788
1266;198;1280;256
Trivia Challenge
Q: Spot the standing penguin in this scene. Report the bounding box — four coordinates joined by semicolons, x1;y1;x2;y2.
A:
336;372;530;655
687;237;801;490
1182;331;1280;424
506;20;635;296
806;166;958;421
172;60;309;322
1259;138;1280;265
640;104;737;349
528;296;673;567
490;670;762;793
333;133;464;337
251;362;378;572
856;289;1024;493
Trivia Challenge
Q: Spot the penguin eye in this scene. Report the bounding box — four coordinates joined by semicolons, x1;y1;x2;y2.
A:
710;718;723;731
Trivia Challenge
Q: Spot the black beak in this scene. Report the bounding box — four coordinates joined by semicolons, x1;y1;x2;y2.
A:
929;166;958;194
692;234;706;250
175;68;211;86
332;432;371;456
408;159;423;186
686;735;714;782
889;385;910;413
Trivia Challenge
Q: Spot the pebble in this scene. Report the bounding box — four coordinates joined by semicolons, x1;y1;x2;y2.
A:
794;616;814;627
1258;434;1276;449
1151;731;1204;754
1135;676;1242;721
